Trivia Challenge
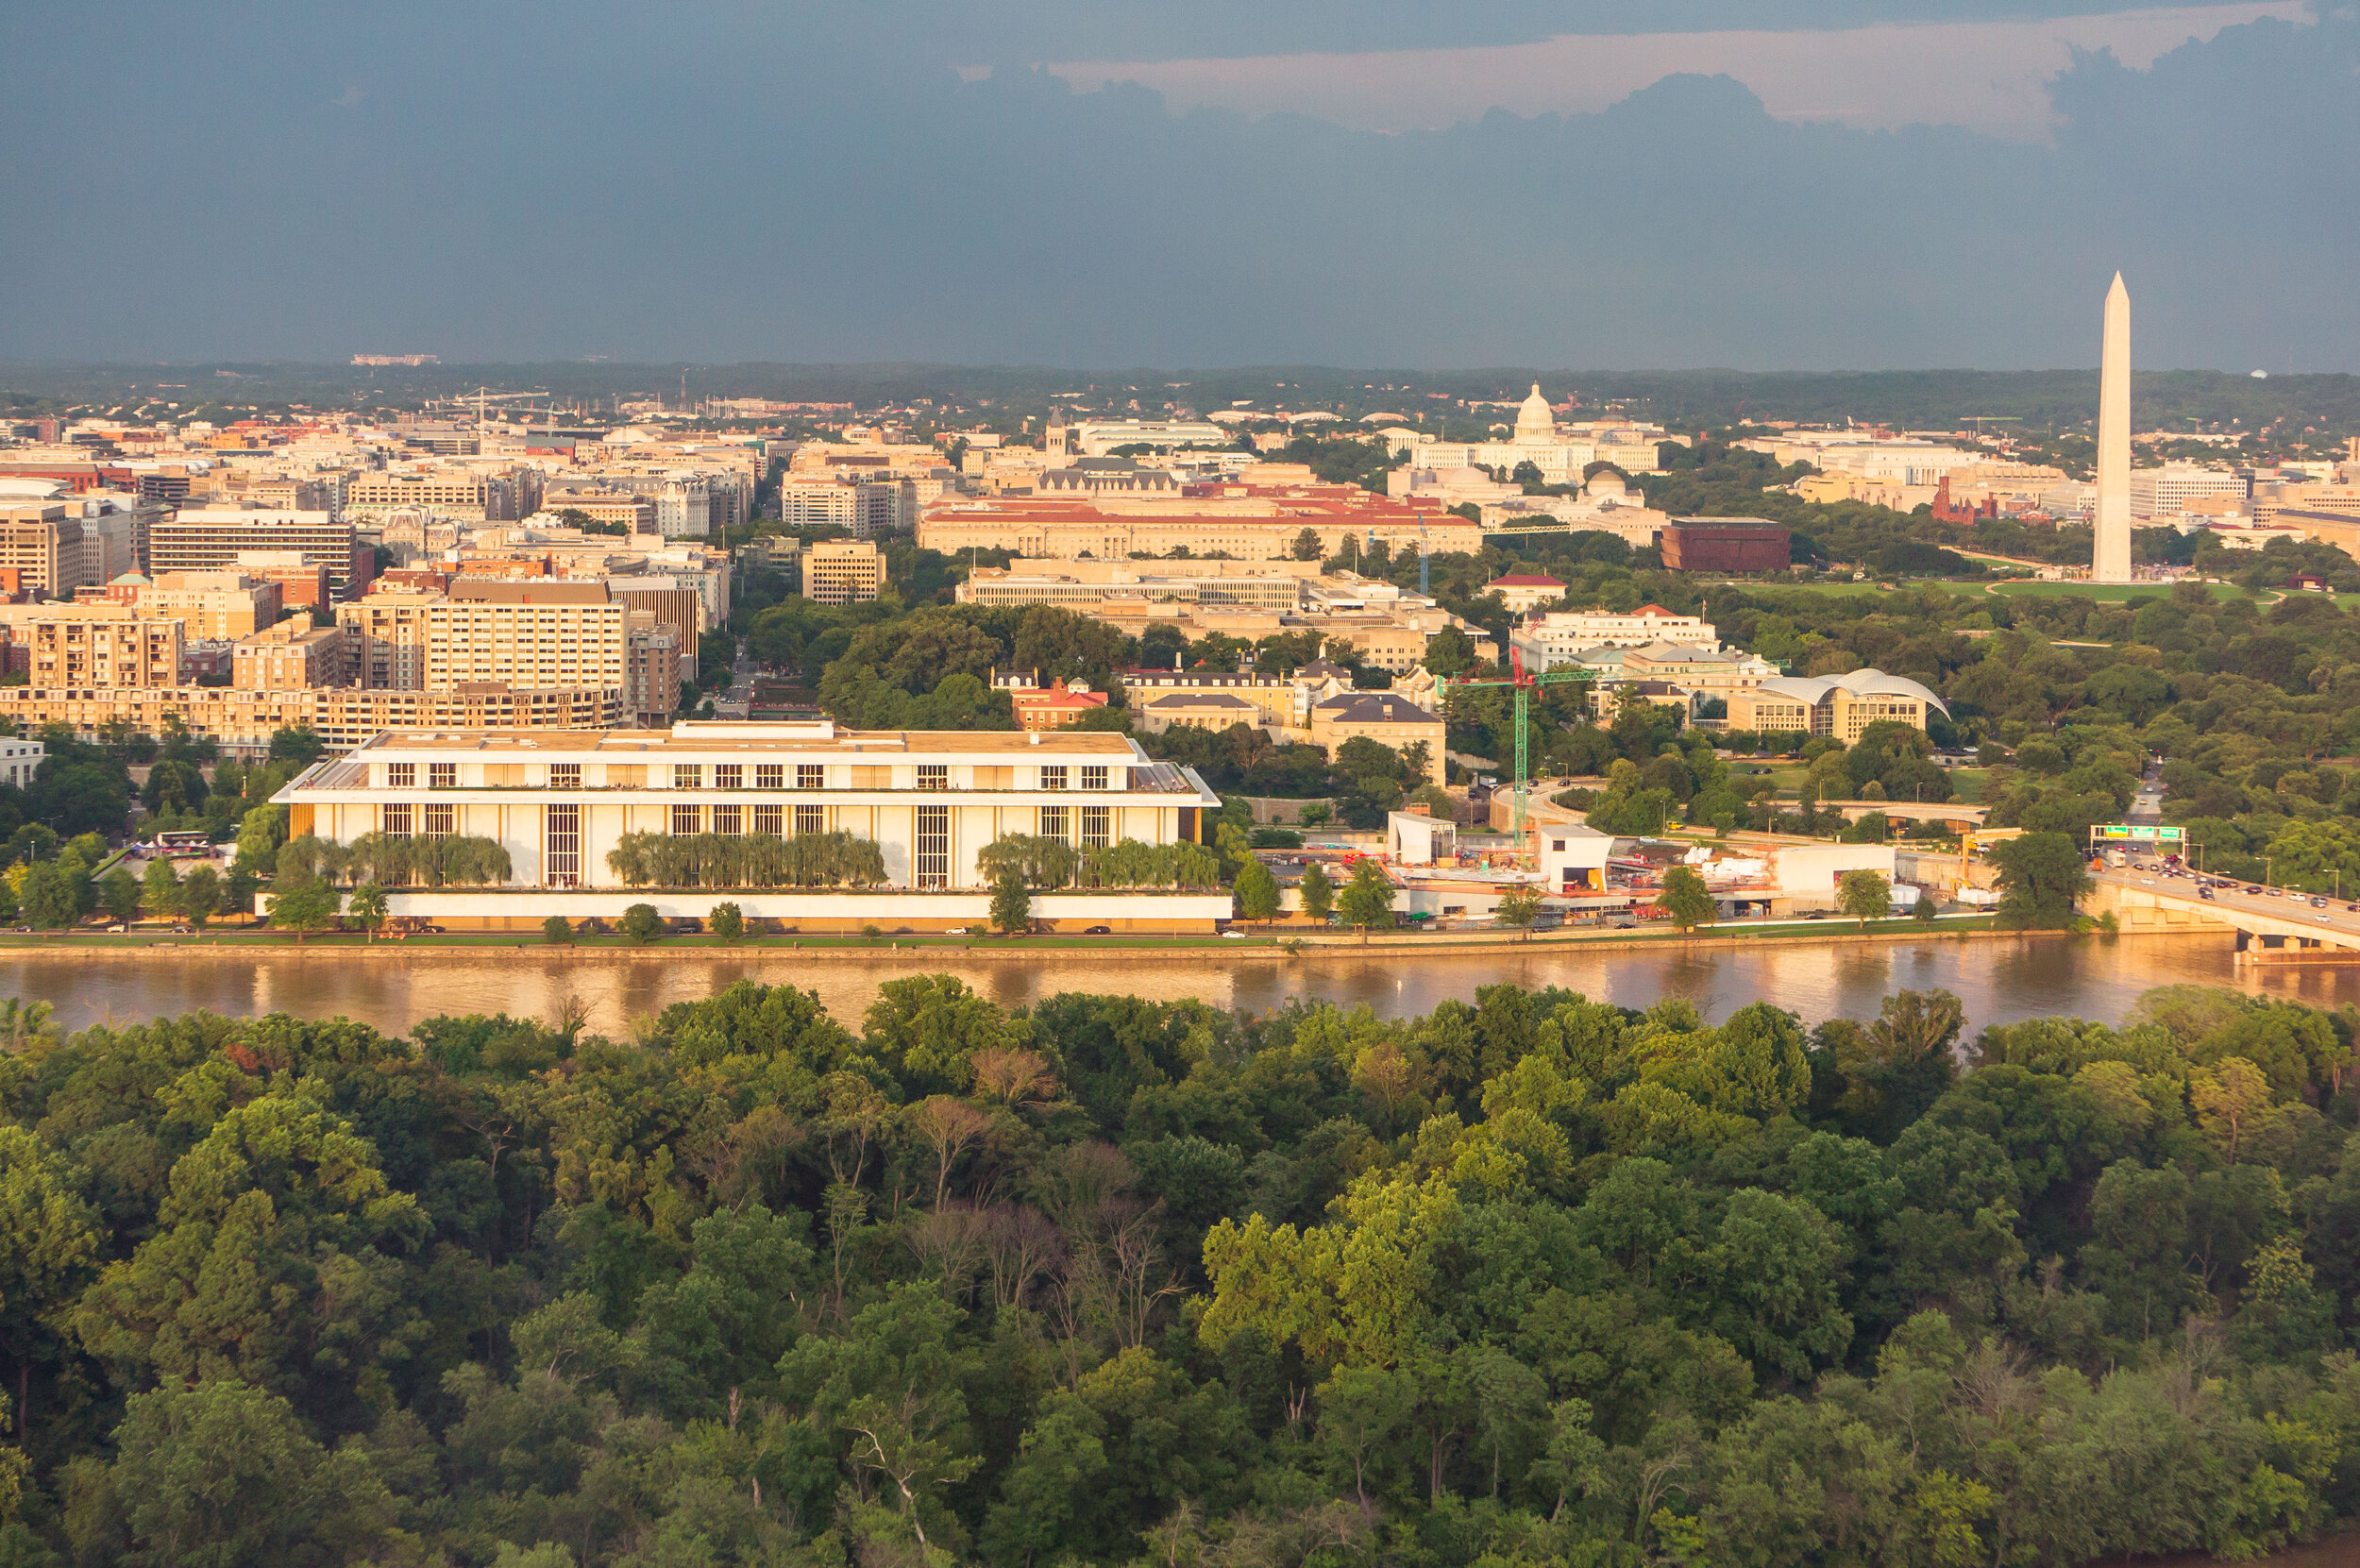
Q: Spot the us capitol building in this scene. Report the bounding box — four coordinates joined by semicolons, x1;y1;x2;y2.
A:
1381;384;1661;484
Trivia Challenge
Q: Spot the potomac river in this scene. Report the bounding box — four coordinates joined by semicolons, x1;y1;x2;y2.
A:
6;932;2360;1041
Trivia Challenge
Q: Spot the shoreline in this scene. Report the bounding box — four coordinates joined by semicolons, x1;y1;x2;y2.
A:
0;919;2217;965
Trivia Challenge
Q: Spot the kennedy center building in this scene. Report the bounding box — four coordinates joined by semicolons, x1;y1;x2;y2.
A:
272;722;1231;932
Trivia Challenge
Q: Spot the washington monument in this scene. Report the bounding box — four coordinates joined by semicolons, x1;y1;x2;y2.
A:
2093;272;2133;584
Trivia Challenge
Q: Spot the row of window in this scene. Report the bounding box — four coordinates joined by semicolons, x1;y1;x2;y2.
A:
656;802;1113;847
673;763;828;790
382;761;1121;791
669;802;829;836
381;802;456;835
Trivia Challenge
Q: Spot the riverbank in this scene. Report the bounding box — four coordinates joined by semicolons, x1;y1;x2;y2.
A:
0;913;2028;960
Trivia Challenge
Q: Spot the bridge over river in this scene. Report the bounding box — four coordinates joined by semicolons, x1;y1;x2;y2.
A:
2090;867;2360;964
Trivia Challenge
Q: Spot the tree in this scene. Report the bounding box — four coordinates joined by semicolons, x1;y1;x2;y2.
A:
1495;885;1545;939
1656;866;1715;933
542;915;574;944
621;902;665;943
1300;861;1337;923
1290;527;1323;562
990;872;1033;936
266;726;326;766
1913;892;1939;922
1988;831;2090;930
99;866;143;926
346;883;388;941
176;865;221;930
1838;868;1892;930
1337;859;1396;943
708;901;745;942
1234;857;1281;926
2190;1055;2271;1162
88;1380;393;1565
141;856;178;922
269;878;337;943
18;864;78;932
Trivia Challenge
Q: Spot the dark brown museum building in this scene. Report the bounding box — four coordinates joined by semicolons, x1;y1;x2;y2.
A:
1660;520;1792;572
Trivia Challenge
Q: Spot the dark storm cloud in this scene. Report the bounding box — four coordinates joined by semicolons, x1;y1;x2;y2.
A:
0;3;2352;369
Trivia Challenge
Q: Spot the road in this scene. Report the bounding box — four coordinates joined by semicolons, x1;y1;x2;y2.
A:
2092;863;2360;941
2094;752;2360;939
710;645;763;720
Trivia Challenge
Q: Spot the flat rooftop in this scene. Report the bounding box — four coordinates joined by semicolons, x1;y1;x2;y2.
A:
342;725;1147;756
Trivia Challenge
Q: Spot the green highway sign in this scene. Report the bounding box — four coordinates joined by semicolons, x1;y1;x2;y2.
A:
2093;824;2184;843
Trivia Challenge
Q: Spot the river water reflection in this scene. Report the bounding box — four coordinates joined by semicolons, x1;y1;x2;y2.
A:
10;933;2360;1040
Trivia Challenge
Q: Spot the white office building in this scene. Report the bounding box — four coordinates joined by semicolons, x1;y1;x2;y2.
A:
270;722;1229;932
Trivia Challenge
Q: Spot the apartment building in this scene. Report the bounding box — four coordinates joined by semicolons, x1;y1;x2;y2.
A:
424;582;629;697
626;618;683;727
344;472;505;521
23;605;181;688
779;478;912;539
137;571;282;639
150;509;371;593
233;622;347;691
804;540;885;605
0;683;619;759
605;577;705;665
0;505;89;599
234;549;332;611
337;588;439;690
268;722;1227;932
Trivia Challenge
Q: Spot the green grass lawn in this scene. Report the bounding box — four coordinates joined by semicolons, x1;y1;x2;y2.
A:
1927;579;2263;603
1946;767;1990;803
1723;576;2272;606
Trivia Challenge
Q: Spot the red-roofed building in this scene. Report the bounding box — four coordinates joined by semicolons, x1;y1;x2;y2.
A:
1484;574;1567;612
919;476;1477;561
1007;679;1110;732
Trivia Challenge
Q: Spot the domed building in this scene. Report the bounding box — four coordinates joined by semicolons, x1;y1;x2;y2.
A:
1513;382;1557;445
1384;383;1605;483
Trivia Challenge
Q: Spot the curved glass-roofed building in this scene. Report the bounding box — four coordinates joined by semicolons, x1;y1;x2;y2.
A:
1727;667;1948;739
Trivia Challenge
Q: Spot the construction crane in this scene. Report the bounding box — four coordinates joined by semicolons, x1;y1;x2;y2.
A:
1445;645;1585;839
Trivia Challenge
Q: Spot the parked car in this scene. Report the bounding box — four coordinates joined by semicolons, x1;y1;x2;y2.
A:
943;927;970;936
1082;925;1111;936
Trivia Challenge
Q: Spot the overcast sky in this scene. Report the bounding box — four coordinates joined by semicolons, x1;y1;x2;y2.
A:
2;2;2352;371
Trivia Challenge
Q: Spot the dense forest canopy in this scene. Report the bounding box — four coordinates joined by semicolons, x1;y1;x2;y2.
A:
0;977;2352;1566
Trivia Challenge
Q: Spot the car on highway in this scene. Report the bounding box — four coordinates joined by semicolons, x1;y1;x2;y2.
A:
2245;885;2264;894
2200;887;2216;901
2312;897;2330;908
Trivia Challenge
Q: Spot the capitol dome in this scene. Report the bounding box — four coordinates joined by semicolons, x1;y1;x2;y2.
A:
1513;382;1555;443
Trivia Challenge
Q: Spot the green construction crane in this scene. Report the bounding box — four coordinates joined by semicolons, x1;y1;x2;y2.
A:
1446;647;1586;838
